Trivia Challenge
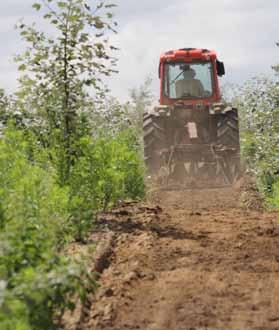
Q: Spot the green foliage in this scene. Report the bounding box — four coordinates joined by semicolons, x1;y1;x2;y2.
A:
0;127;96;329
228;76;279;207
267;181;279;208
0;121;145;327
0;262;95;330
69;129;145;240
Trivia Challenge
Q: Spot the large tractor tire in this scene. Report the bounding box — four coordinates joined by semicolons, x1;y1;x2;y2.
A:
143;113;166;174
216;108;241;184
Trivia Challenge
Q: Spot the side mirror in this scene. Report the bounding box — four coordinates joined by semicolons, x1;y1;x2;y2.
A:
216;60;225;76
158;63;161;78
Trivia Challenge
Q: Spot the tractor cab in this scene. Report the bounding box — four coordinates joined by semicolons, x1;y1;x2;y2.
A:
159;48;225;105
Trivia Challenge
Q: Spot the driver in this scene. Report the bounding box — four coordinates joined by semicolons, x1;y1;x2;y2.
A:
175;65;204;98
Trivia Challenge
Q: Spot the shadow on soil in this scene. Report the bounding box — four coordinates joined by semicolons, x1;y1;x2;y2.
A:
97;218;207;241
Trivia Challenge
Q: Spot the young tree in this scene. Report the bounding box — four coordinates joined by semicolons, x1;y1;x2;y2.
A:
129;77;154;116
128;77;154;137
229;75;279;199
15;0;118;184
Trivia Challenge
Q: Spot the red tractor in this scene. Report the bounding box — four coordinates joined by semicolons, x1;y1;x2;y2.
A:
143;48;240;186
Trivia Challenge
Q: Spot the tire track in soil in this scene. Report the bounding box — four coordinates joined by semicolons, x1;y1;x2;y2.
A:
79;186;279;330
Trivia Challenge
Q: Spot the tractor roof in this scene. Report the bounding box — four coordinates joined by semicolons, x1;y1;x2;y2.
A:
160;48;217;62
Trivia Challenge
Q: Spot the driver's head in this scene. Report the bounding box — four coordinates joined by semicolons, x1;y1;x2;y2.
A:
183;67;196;79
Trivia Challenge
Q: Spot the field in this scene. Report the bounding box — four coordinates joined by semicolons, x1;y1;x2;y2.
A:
75;183;279;330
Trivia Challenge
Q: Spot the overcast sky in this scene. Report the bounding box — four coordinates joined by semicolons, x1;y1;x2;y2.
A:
0;0;278;101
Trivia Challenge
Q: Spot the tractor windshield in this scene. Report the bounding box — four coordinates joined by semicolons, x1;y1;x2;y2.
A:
164;61;214;99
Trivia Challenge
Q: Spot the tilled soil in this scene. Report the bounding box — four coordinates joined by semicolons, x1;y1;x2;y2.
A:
79;186;279;330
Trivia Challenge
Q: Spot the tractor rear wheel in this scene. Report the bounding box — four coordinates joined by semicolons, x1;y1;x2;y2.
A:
216;109;241;184
143;113;166;174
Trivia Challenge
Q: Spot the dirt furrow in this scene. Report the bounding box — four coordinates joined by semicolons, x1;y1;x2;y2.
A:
78;186;279;330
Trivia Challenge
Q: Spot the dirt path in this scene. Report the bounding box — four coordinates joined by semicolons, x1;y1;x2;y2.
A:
80;186;279;330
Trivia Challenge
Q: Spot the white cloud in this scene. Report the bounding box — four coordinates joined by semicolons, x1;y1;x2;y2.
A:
109;0;279;101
